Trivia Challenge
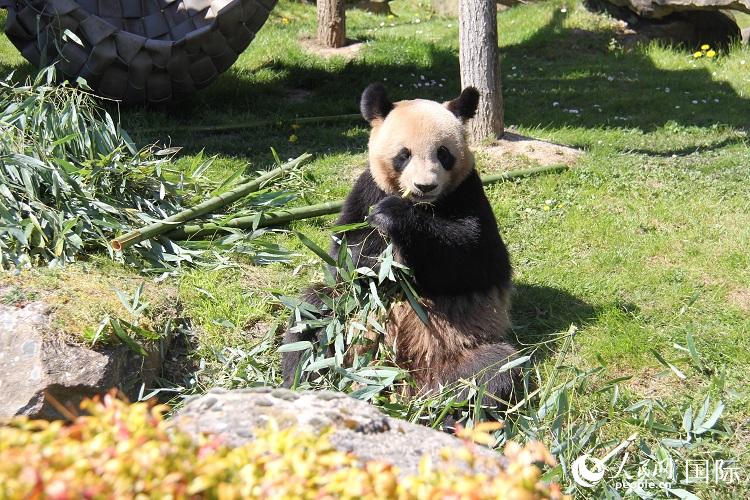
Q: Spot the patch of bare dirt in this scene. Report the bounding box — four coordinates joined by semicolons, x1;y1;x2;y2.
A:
627;367;683;400
479;130;582;171
300;37;364;60
728;287;750;313
285;89;314;103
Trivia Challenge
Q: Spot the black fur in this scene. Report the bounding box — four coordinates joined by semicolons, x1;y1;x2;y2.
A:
392;147;412;172
360;83;394;123
336;169;511;296
437;145;455;170
446;87;480;122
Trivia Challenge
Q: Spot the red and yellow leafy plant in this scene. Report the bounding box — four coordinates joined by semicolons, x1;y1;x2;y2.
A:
0;394;567;499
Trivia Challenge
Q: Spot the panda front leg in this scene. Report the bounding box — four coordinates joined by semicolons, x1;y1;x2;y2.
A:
368;195;490;292
368;196;479;246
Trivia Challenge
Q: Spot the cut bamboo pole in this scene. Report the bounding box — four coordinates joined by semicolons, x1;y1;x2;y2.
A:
167;200;345;239
479;163;568;184
110;153;312;251
139;114;361;135
167;163;569;240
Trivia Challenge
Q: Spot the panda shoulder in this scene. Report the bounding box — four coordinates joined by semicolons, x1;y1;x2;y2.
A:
351;168;386;204
338;168;386;223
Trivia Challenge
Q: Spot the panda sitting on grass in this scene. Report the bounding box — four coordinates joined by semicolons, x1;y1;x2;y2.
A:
283;83;520;405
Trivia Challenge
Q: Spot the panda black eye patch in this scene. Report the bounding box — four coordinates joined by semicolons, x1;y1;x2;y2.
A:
392;148;411;172
437;145;455;170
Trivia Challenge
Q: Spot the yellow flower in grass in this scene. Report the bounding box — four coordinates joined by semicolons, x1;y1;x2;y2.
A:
707;50;717;58
701;44;710;51
387;14;395;20
281;17;290;25
693;51;703;58
288;134;298;143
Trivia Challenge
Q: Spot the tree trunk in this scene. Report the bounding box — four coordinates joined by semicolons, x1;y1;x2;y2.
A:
458;0;504;142
317;0;346;48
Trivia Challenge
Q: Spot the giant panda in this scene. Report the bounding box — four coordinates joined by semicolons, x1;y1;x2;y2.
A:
282;83;520;403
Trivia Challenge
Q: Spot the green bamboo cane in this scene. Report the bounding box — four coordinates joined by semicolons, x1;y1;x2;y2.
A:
110;153;312;251
139;113;362;135
167;163;569;240
167;200;345;239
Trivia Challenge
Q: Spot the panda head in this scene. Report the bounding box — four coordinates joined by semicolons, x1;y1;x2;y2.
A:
360;83;480;202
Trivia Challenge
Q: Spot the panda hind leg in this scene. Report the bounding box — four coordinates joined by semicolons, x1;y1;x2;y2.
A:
280;285;330;389
441;343;523;407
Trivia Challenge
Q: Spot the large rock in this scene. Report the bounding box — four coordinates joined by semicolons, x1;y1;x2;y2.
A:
174;388;503;476
602;0;750;18
586;0;743;46
0;302;159;420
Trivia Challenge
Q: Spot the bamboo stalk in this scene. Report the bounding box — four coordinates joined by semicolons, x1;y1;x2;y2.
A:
167;163;569;240
110;153;312;251
479;163;569;184
167;200;345;239
139;114;362;135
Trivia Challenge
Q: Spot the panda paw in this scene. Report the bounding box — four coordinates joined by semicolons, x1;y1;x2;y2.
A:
369;196;410;233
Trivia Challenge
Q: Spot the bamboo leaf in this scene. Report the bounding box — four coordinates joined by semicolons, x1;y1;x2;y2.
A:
399;278;428;325
651;349;686;380
694;401;724;434
277;341;313;353
110;319;147;356
686;331;704;371
295;231;336;266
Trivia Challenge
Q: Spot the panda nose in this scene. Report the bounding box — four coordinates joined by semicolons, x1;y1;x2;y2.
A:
415;183;437;194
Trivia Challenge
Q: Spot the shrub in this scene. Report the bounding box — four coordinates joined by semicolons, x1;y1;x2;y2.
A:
0;394;566;499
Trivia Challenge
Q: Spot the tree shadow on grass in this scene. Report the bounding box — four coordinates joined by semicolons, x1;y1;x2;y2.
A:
120;9;747;163
3;6;747;162
500;11;748;147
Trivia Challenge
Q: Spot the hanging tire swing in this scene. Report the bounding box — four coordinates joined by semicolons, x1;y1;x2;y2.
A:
0;0;278;103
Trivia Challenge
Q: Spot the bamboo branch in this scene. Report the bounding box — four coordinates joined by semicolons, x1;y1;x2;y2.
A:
110;153;312;251
479;163;569;183
167;163;569;240
166;200;345;239
139;114;362;135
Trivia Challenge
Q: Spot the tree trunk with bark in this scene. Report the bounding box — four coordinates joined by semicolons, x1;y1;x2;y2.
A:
458;0;504;142
317;0;346;48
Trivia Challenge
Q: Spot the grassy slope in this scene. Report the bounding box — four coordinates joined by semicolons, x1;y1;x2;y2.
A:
2;0;750;495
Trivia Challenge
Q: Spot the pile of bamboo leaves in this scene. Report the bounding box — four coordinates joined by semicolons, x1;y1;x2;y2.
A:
0;68;306;272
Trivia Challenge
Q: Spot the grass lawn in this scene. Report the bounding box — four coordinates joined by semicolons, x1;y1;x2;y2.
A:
2;0;749;496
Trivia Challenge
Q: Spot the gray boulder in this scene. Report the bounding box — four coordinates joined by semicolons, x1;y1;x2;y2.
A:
586;0;743;46
0;302;159;420
174;388;503;476
603;0;750;18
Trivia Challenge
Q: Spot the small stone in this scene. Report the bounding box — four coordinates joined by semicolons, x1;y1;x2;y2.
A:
236;429;254;438
197;396;215;408
316;391;343;401
271;389;299;401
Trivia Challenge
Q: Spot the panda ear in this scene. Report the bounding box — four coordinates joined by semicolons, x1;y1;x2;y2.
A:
445;87;480;122
360;83;394;125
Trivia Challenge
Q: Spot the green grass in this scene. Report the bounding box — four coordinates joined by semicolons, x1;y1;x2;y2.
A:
2;0;750;496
